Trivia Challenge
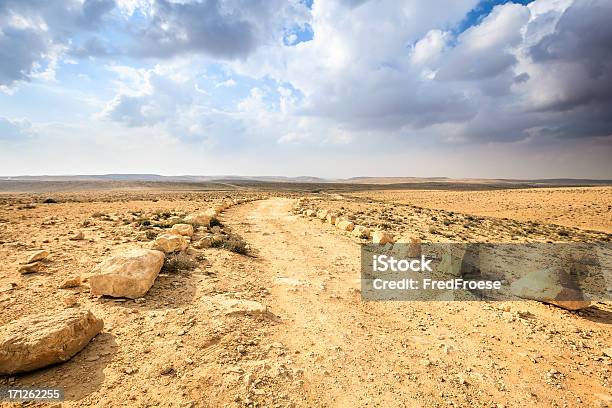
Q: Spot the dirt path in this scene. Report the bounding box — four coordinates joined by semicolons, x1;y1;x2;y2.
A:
222;198;612;408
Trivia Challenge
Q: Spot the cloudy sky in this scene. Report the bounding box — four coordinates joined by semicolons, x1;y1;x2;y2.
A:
1;0;611;179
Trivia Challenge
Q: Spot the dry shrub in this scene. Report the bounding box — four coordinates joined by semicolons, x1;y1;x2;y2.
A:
162;253;198;273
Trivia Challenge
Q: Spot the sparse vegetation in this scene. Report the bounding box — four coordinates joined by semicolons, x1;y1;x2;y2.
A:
162;253;198;273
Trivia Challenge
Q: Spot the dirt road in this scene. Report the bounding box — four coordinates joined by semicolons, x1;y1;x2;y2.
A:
221;198;612;407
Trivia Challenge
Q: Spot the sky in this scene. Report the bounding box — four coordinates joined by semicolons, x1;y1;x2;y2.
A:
0;0;611;179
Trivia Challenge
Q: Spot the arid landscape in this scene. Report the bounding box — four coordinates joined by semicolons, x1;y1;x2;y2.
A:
0;181;610;407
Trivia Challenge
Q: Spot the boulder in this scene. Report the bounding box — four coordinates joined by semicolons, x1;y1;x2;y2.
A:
169;223;194;237
317;209;329;220
326;214;338;225
0;308;103;375
89;249;165;299
510;268;592;310
306;210;316;217
151;233;189;253
19;262;42;274
372;231;394;245
27;250;49;264
352;225;371;239
204;208;219;218
337;220;355;232
184;213;211;227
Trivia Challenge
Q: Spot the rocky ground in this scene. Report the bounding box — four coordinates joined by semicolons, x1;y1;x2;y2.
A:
0;190;611;407
350;187;612;234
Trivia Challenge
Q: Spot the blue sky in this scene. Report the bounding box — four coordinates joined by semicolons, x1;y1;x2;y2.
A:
0;0;611;178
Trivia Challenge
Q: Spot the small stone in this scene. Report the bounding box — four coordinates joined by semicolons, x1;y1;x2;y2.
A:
69;230;85;241
59;276;81;289
19;261;42;274
27;250;49;264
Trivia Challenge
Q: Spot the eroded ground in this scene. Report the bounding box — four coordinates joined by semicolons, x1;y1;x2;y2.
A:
0;189;611;407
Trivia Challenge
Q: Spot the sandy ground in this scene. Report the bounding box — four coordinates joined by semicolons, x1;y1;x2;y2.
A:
0;193;611;407
350;187;612;233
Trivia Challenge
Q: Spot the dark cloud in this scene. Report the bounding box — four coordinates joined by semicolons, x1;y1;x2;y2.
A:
529;0;612;114
135;0;256;60
0;27;47;86
0;0;116;86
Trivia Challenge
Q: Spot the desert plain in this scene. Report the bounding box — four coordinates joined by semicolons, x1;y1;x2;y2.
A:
0;180;610;407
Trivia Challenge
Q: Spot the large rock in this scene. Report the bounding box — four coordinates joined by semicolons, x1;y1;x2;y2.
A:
27;250;49;264
352;225;371;239
0;308;103;375
170;223;194;237
89;249;165;298
372;231;394;245
317;209;329;220
510;268;592;310
151;233;189;253
337;220;355;232
184;213;211;227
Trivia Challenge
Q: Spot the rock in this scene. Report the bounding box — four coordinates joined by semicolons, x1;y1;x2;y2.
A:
69;230;84;241
89;249;165;299
337;220;355;232
193;235;214;249
317;209;329;220
372;231;394;245
214;295;270;317
27;250;49;264
59;276;81;289
63;296;78;308
395;236;422;257
306;210;316;217
603;348;612;358
19;262;42;274
151;234;189;253
184;213;211;227
510;268;592;310
204;208;219;218
211;233;227;245
169;223;194;237
0;308;103;375
326;214;338;225
42;198;58;204
352;225;371;239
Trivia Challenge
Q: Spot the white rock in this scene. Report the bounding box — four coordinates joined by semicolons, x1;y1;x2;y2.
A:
184;213;211;227
351;225;371;239
0;308;103;375
169;223;194;237
510;268;592;310
337;220;355;232
317;209;329;220
89;249;165;299
372;231;394;245
151;233;189;253
326;214;338;225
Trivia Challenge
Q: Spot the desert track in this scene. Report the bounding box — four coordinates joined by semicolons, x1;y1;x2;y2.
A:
220;198;612;407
